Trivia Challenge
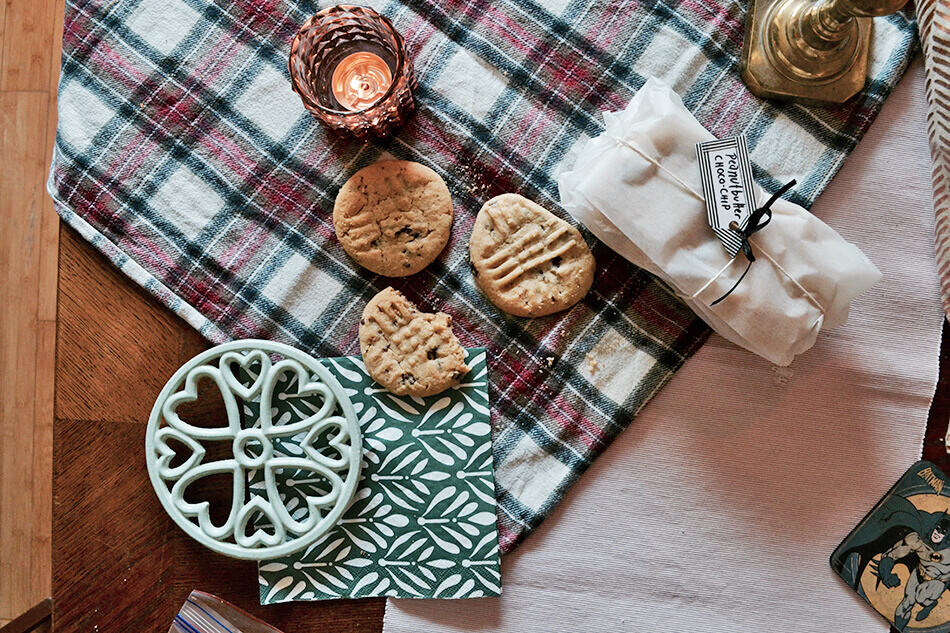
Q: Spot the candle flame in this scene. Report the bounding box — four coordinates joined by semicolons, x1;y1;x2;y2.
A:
331;51;393;111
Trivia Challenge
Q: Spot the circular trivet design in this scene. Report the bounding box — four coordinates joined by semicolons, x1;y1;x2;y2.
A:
145;340;362;560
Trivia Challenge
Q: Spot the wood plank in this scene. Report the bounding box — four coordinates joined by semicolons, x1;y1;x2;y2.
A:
28;0;65;606
55;229;208;423
38;0;64;323
0;0;56;91
46;0;63;97
0;0;6;78
36;180;59;323
30;320;54;603
0;598;51;633
0;90;49;621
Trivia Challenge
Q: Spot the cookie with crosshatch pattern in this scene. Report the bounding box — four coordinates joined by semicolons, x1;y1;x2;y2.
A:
358;287;469;396
333;160;453;277
469;193;595;317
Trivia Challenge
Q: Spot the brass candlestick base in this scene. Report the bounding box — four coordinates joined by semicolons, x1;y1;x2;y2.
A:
741;0;908;104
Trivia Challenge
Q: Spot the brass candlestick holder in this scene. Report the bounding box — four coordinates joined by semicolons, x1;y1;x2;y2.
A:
740;0;908;104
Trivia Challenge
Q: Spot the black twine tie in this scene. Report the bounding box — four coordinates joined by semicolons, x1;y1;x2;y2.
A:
710;179;797;307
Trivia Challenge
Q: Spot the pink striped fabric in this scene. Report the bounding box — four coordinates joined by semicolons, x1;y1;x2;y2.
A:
169;591;284;633
920;0;950;317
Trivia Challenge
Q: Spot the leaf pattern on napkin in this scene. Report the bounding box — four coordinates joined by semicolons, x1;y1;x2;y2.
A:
255;349;501;602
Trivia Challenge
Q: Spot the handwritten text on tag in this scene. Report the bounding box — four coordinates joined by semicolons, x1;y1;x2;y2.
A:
696;135;758;258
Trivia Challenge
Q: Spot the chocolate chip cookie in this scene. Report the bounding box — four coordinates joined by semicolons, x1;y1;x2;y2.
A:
469;193;595;317
358;287;469;396
334;160;453;277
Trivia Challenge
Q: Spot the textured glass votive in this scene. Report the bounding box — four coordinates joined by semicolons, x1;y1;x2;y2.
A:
288;5;416;140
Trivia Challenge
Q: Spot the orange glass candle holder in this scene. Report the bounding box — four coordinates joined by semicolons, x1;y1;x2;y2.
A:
288;5;417;140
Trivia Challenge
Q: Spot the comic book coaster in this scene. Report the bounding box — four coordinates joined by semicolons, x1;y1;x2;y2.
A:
831;461;950;632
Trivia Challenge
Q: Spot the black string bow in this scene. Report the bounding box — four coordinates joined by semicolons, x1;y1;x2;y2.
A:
710;179;797;307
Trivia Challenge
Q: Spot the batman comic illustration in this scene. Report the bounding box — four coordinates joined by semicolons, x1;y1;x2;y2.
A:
834;493;950;631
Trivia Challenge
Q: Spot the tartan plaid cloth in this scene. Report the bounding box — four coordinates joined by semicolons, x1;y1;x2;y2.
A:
48;0;917;554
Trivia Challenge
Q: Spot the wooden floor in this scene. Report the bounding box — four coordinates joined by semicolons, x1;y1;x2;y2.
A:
49;228;385;630
0;0;65;625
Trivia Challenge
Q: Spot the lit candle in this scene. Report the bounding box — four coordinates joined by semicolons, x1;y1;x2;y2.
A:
331;51;393;111
290;5;417;138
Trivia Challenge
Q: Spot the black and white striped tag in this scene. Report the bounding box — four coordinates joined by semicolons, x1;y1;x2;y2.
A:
695;134;758;258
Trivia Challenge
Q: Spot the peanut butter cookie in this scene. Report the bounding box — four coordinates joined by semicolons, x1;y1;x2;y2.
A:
358;287;469;396
469;193;595;317
334;160;453;277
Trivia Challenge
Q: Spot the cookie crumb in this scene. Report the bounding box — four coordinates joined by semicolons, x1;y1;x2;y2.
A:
586;353;598;374
545;356;555;368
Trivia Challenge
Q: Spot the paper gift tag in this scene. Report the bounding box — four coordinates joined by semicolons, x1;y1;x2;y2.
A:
831;461;950;632
253;348;501;602
695;134;758;258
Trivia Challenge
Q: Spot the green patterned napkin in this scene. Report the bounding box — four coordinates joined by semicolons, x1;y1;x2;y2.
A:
255;348;501;602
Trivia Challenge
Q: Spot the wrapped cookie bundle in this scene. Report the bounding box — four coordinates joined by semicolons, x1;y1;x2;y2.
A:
557;78;881;366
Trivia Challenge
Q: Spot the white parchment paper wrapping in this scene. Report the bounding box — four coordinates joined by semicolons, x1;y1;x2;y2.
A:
557;77;881;366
